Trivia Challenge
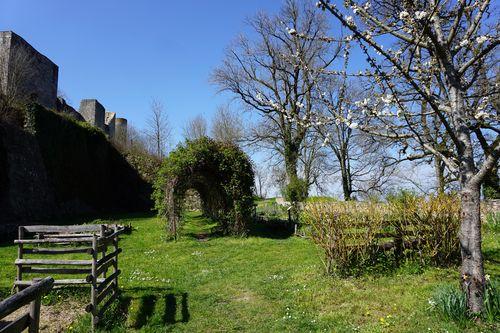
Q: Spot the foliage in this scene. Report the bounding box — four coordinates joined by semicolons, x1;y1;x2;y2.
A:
29;103;151;213
387;191;461;266
484;212;500;233
153;137;254;236
430;278;499;325
302;201;386;275
124;150;162;184
283;177;308;203
430;285;469;326
302;194;461;275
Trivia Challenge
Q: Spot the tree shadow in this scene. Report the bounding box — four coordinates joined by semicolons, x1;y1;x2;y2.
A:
246;218;295;239
119;287;190;329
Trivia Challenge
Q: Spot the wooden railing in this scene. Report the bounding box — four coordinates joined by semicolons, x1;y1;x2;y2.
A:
0;277;54;333
14;224;125;331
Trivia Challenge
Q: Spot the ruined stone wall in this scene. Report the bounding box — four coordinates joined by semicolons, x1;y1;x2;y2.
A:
0;105;151;238
79;99;105;131
0;31;58;109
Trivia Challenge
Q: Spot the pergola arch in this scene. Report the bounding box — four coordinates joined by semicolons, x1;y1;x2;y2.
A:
154;137;254;237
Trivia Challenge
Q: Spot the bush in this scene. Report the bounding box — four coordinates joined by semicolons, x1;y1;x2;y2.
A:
302;194;461;275
283;177;308;203
153;137;254;237
302;201;386;275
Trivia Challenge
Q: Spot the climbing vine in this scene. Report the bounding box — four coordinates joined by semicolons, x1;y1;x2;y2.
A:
153;137;254;237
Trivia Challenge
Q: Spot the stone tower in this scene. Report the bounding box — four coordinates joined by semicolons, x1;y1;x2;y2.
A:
0;31;58;109
79;99;105;131
105;112;116;138
115;118;128;144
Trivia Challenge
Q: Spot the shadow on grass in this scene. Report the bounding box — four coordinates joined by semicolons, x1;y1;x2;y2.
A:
246;218;295;239
179;211;295;240
103;287;190;330
483;247;500;264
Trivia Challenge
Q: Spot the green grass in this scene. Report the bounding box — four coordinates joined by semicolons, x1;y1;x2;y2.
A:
0;211;498;332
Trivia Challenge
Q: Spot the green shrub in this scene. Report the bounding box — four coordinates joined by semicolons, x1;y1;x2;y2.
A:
283;177;308;203
483;277;500;323
153;137;254;237
484;212;500;233
430;285;469;325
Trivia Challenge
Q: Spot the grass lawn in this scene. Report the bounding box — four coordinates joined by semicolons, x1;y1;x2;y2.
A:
0;211;498;332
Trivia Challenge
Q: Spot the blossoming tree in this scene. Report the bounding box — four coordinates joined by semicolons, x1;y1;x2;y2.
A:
311;0;499;313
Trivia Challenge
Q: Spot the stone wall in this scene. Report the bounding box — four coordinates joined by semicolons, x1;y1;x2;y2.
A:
0;31;58;109
79;99;105;131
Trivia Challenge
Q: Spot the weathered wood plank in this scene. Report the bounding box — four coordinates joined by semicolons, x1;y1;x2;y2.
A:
96;282;116;305
43;233;95;238
22;225;104;233
97;290;119;318
0;277;53;319
95;259;115;278
96;270;120;293
96;249;121;267
15;259;92;266
0;313;29;333
14;278;104;287
22;267;91;275
23;247;93;255
14;238;93;244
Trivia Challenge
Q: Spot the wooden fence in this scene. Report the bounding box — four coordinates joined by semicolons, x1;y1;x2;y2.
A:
14;224;125;331
0;277;54;333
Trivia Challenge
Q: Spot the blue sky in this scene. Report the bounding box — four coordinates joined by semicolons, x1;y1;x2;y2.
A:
1;0;283;142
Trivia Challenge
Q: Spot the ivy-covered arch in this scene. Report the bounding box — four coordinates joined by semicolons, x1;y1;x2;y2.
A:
153;137;254;236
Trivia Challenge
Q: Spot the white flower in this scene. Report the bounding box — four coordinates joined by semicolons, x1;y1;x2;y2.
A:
485;274;490;281
415;11;428;20
348;122;359;129
345;35;353;42
399;11;409;20
287;28;297;35
474;111;489;120
476;36;488;44
428;298;436;307
345;16;354;25
459;39;469;47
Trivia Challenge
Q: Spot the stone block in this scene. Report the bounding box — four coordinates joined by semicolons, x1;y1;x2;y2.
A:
0;31;58;109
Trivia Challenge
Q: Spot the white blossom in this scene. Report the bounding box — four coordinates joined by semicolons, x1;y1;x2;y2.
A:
348;122;359;129
415;11;428;20
399;11;409;20
476;36;488;44
459;39;469;47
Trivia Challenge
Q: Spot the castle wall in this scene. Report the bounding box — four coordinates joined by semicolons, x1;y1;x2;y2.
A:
115;117;128;143
79;99;105;131
105;112;116;138
0;31;58;109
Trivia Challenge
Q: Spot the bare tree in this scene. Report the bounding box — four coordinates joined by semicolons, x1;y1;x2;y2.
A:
211;104;244;145
254;163;270;198
146;99;171;158
183;114;207;141
313;0;499;312
212;0;341;189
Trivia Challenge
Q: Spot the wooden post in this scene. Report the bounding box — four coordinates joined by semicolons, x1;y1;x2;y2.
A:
100;225;107;279
91;234;98;331
28;294;41;333
17;227;24;292
112;225;119;292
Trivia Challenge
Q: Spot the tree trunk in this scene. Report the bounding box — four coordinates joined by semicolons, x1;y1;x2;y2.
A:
434;156;446;194
284;142;299;182
339;155;352;200
459;183;485;314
